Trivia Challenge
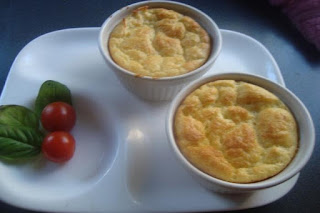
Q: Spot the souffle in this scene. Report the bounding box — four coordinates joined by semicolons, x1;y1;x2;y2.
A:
174;80;298;183
108;6;211;78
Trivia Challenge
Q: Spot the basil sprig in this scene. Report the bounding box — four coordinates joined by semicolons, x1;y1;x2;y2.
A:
0;105;44;160
0;80;72;161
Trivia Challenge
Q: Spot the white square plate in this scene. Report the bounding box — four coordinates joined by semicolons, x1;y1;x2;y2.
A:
0;28;298;212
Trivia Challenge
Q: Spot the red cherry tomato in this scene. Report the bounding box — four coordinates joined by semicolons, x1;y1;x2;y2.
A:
41;102;76;132
42;131;76;163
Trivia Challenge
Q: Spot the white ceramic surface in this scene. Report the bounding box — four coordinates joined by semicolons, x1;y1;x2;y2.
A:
167;73;315;193
99;0;222;101
0;28;298;212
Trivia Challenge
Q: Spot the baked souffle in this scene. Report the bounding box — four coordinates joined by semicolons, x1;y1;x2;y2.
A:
174;80;298;183
108;6;211;78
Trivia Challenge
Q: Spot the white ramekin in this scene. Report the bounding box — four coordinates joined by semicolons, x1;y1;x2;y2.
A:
98;0;222;101
167;72;315;193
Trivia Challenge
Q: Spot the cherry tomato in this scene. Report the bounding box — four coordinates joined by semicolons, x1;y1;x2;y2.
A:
42;131;76;163
41;102;76;132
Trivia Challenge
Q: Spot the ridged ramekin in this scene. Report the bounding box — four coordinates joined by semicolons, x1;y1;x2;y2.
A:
98;0;222;101
167;73;315;193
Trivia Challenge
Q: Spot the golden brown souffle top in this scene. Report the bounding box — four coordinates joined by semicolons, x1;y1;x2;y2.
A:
174;80;298;183
108;6;211;78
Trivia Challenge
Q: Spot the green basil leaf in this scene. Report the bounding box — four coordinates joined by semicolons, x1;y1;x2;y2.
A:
35;80;72;116
0;124;43;147
0;105;39;128
0;137;41;160
0;105;44;160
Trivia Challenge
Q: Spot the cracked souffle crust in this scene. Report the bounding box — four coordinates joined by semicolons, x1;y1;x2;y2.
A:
108;6;211;78
174;80;298;183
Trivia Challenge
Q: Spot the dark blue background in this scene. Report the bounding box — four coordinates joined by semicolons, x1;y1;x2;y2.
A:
1;0;319;212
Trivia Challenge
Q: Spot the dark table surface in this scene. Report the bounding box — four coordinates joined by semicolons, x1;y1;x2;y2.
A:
1;0;319;212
